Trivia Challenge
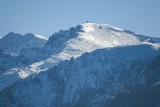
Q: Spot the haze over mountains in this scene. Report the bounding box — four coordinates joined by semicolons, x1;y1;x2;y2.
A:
0;22;160;107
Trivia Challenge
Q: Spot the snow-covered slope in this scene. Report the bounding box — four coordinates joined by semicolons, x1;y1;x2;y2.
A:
0;51;40;75
0;32;47;55
27;22;160;72
0;44;160;107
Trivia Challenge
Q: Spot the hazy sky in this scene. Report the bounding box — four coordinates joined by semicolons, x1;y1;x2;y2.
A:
0;0;160;37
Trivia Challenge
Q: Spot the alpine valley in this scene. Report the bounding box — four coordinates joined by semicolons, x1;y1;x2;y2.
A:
0;22;160;107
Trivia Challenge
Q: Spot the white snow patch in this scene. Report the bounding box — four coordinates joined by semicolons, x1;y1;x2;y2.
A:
34;34;48;40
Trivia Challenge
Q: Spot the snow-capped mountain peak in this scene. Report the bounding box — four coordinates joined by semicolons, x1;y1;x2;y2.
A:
0;32;47;55
81;22;123;33
29;22;160;72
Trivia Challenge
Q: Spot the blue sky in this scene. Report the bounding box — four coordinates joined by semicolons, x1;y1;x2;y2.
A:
0;0;160;37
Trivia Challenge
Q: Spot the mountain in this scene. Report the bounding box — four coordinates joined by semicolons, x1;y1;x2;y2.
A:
26;22;160;71
0;44;160;107
0;22;160;107
0;32;47;73
0;33;48;90
0;32;47;55
2;22;159;91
